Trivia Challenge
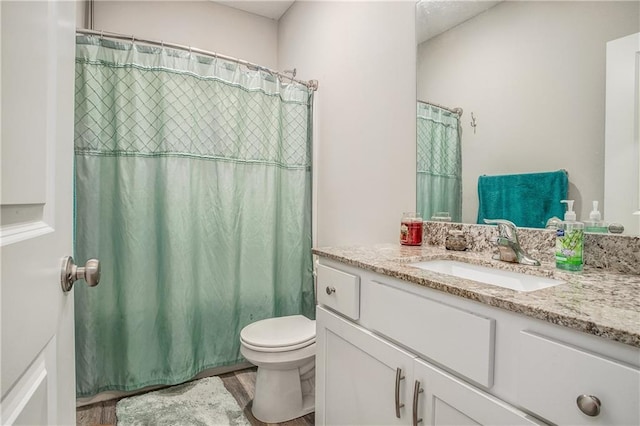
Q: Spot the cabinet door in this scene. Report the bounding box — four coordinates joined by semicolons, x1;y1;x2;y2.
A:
413;359;544;426
316;306;416;425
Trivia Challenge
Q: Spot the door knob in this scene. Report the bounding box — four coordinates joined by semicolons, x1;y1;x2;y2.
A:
60;256;101;292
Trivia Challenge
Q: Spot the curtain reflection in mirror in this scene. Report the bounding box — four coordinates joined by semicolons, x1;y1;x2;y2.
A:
416;101;462;222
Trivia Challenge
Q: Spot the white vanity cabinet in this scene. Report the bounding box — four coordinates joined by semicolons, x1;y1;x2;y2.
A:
315;257;640;426
317;306;541;426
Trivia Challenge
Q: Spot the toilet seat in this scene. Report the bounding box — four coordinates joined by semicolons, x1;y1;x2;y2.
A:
240;315;315;353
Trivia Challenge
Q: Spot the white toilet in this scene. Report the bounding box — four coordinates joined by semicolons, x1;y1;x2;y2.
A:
240;315;316;423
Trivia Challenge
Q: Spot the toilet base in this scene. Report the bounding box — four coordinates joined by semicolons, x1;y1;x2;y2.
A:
251;363;315;423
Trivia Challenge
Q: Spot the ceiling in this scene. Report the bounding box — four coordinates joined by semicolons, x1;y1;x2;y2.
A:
417;0;500;44
213;1;501;42
214;1;295;20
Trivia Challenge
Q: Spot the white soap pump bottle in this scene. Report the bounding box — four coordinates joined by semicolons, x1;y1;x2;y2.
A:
585;201;607;233
561;199;577;222
590;201;601;220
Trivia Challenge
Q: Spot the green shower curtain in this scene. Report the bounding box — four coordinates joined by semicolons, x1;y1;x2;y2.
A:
416;102;462;222
73;36;315;397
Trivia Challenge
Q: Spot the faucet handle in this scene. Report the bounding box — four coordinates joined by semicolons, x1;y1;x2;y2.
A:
483;219;519;242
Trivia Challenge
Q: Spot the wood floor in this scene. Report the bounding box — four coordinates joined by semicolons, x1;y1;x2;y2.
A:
76;367;314;426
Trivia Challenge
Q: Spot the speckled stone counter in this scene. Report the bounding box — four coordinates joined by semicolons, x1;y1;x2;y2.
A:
312;243;640;348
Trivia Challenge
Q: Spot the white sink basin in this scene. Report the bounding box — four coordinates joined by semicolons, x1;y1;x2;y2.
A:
409;260;564;292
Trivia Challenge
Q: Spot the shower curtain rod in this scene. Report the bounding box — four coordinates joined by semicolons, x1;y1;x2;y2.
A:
76;28;319;91
418;99;463;116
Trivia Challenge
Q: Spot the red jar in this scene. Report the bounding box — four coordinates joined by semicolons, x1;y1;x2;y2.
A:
400;212;423;246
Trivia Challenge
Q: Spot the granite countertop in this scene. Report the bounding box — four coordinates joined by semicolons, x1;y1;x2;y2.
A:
313;243;640;348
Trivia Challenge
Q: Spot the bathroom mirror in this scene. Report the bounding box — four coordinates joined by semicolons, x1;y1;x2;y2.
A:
416;0;639;234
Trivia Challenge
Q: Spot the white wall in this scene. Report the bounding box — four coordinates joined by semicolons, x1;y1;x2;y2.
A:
278;1;416;247
417;1;639;224
76;0;86;28
91;0;279;69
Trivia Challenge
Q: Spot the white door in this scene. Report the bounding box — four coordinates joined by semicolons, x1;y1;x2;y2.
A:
315;307;416;425
1;1;77;424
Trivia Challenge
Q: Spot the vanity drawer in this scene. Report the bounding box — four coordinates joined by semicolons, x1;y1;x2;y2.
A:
363;279;495;388
517;331;640;426
316;264;360;320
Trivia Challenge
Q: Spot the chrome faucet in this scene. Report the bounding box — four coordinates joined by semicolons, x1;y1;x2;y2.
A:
484;219;540;266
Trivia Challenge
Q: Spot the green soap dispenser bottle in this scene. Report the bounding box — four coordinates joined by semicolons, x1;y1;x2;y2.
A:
555;200;584;271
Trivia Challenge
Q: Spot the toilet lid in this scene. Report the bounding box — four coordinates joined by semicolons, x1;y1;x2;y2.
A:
240;315;316;349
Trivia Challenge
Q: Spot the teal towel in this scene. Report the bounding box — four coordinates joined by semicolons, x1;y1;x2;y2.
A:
477;170;568;228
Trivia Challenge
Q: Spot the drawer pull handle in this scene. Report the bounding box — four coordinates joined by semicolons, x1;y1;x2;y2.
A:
395;367;405;418
412;380;423;425
577;394;601;417
325;286;336;295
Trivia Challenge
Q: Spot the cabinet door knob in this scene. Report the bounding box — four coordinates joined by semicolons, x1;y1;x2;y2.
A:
576;394;601;417
325;286;336;295
395;367;405;418
412;380;423;425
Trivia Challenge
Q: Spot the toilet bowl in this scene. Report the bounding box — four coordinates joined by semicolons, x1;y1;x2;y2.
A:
240;315;316;423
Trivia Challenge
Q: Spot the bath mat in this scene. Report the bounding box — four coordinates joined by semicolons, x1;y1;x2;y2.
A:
116;376;250;426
